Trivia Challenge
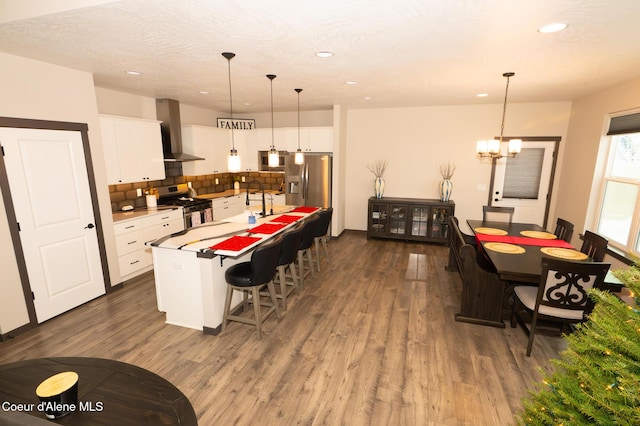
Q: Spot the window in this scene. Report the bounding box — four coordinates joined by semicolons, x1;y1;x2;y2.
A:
596;132;640;254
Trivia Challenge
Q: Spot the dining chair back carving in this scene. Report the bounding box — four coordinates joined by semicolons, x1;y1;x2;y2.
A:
482;205;514;223
553;217;574;243
580;230;608;262
511;257;610;356
313;208;333;272
222;236;282;339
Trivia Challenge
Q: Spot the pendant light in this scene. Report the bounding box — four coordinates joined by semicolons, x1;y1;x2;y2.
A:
266;74;280;168
222;52;241;172
477;72;522;159
294;88;304;165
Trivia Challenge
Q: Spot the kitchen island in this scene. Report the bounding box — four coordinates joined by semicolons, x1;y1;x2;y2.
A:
150;205;319;334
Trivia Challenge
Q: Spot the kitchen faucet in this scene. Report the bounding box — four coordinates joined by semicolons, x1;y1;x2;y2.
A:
245;180;266;217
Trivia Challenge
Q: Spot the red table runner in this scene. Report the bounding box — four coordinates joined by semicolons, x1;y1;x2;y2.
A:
290;206;319;213
210;235;261;251
475;233;574;248
247;223;286;234
270;214;301;224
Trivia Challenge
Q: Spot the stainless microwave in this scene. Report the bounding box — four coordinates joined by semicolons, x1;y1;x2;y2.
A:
258;150;287;171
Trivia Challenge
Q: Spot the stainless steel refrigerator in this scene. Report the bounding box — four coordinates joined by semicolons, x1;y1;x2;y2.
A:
284;153;332;208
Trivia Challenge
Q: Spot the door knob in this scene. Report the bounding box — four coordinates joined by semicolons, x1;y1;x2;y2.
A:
85;223;95;229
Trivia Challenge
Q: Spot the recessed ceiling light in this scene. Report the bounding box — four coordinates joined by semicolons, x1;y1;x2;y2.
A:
125;70;142;76
199;91;210;95
363;97;372;100
538;23;568;33
315;51;334;58
346;81;358;85
477;93;488;97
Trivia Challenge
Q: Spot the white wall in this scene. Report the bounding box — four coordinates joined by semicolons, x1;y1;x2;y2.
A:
555;77;640;269
0;52;116;332
344;102;572;232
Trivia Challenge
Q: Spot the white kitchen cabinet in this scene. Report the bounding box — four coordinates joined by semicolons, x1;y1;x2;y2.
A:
211;195;244;221
181;125;229;175
256;127;290;152
256;127;332;153
100;115;165;184
113;208;184;281
234;129;259;172
306;127;333;152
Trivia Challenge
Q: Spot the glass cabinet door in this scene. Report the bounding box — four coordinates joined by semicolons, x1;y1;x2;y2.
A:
411;206;429;237
369;202;387;235
429;206;452;239
389;204;407;235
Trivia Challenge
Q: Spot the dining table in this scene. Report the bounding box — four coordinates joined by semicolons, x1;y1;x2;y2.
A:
467;219;622;291
466;220;582;284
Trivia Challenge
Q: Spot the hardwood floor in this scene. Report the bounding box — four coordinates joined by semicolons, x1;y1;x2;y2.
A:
0;231;566;425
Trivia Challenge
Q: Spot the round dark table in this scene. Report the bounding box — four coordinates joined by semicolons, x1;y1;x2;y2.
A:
0;357;197;425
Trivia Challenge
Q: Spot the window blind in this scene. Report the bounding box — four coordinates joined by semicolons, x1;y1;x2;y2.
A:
503;148;544;199
607;113;640;135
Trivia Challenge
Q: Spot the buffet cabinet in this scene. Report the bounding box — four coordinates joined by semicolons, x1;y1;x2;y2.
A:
367;197;455;244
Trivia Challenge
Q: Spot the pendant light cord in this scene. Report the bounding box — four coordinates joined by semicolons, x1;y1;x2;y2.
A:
499;72;514;144
269;76;275;150
296;88;302;149
223;52;236;150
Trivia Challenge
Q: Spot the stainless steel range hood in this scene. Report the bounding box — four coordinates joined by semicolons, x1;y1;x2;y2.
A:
156;98;205;162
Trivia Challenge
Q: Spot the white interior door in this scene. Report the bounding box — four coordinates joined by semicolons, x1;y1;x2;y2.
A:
1;127;105;322
491;140;556;226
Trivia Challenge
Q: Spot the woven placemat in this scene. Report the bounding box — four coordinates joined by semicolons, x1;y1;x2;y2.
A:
520;230;557;239
540;247;588;260
484;242;525;254
474;227;508;236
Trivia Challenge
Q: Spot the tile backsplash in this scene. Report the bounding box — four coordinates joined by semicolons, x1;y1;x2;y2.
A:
109;162;284;211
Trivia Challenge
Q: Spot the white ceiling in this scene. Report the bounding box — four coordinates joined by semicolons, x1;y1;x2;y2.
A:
1;0;640;114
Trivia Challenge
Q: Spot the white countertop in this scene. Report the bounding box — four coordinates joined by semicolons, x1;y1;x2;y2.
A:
112;206;182;223
152;206;316;255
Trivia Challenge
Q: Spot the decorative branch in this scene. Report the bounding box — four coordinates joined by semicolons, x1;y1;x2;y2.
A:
438;162;456;180
366;160;387;178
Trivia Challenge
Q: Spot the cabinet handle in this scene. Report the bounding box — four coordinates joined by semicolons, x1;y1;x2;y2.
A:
130;260;140;265
127;240;138;245
161;216;170;219
125;225;135;229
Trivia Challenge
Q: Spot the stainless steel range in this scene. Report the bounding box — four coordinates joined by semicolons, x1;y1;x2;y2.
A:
156;184;212;228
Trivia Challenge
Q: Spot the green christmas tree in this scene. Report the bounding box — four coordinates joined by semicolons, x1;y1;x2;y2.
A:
517;260;640;425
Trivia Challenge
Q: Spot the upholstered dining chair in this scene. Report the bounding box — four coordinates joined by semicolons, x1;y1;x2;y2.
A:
313;207;333;272
510;257;610;356
553;217;575;243
482;205;515;223
222;236;282;339
580;230;608;262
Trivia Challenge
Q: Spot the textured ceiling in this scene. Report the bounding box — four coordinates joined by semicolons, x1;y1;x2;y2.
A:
1;0;640;114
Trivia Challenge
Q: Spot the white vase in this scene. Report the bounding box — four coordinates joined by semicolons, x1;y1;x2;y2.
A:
439;179;452;202
374;177;385;199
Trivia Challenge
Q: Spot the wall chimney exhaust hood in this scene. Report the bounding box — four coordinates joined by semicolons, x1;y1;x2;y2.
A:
156;98;205;162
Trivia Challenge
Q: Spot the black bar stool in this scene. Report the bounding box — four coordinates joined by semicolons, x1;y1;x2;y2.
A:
273;222;304;310
297;214;320;290
313;207;333;272
222;236;282;339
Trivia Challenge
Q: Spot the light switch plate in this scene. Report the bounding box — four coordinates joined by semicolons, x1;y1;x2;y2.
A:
136;188;143;197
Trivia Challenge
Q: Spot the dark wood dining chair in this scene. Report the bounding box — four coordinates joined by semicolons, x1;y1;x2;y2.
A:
510;257;610;356
482;205;514;223
580;230;608;261
553;218;574;243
